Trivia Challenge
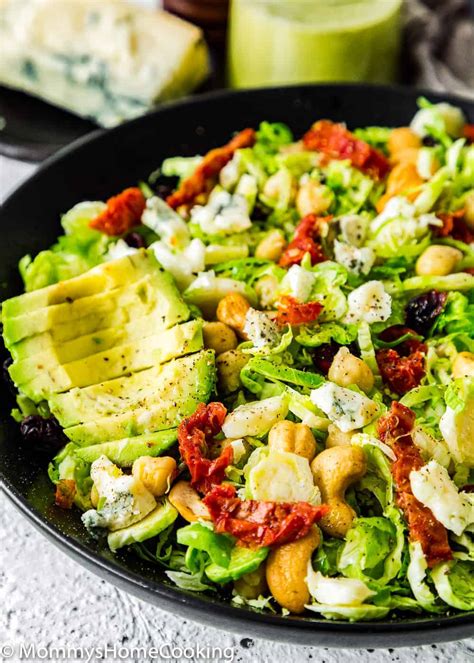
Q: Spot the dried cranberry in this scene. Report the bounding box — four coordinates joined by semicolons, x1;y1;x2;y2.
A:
405;290;447;336
20;415;68;454
125;232;146;248
2;357;16;396
155;183;174;200
312;342;341;375
422;135;438;147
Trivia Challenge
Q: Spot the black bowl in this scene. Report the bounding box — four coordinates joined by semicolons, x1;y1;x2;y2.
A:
1;84;473;648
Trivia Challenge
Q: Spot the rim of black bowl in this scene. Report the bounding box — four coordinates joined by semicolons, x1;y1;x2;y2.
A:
1;83;473;648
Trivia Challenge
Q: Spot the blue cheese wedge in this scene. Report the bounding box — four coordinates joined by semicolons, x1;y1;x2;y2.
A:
0;0;209;127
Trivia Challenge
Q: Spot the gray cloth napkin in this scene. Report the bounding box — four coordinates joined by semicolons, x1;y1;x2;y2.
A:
404;0;474;98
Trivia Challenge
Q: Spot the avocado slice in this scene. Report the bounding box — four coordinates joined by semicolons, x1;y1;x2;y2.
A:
3;251;189;347
9;307;177;364
50;349;214;428
2;250;159;317
205;546;269;584
107;499;178;552
60;350;215;444
13;319;203;402
76;429;177;466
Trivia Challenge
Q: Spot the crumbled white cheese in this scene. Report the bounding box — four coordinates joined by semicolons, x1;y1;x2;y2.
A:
191;189;252;235
142;196;190;249
410;460;474;536
150;238;205;289
279;264;316;302
345;281;392;324
106;239;138;261
334;241;375;276
310;383;379;433
243;308;280;349
339;214;369;247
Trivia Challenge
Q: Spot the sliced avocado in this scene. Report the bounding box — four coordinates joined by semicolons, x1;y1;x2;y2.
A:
10;307;176;364
13;320;203;401
50;349;214;427
61;350;215;444
76;429;177;466
205;546;269;584
2;250;158;317
107;499;178;551
3;251;189;347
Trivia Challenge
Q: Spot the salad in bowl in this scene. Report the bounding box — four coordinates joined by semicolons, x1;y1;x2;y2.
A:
2;97;474;621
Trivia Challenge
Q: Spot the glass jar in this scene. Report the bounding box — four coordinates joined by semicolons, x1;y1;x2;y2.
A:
228;0;403;88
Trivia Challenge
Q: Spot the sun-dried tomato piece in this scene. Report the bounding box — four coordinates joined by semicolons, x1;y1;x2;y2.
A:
279;214;329;268
166;128;256;209
376;326;426;395
376;348;426;396
275;296;323;326
178;402;233;494
405;291;448;336
434;209;473;244
55;479;76;509
203;483;329;548
463;124;474;143
89;187;146;236
377;403;452;567
303;120;390;180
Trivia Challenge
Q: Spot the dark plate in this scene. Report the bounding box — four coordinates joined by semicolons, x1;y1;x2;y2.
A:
0;86;97;162
1;84;473;648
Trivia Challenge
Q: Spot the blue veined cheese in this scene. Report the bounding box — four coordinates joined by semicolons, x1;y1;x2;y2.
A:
310;382;379;433
0;0;209;127
82;455;156;532
243;308;280;350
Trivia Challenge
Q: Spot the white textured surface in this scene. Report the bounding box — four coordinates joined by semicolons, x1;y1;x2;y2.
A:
1;156;474;662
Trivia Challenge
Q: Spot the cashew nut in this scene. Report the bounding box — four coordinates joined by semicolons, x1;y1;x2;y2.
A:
388;127;421;158
132;456;177;497
464;191;474;230
234;566;267;600
416;245;463;276
311;446;367;538
216;293;251;339
202;321;238;354
168;480;210;522
216;349;248;393
266;526;320;613
296;180;333;217
268;420;316;462
452;351;474;379
326;424;354;448
376;161;424;212
328;347;374;393
255;229;286;262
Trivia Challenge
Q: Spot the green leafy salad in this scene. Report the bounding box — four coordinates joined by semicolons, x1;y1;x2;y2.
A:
2;98;474;621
